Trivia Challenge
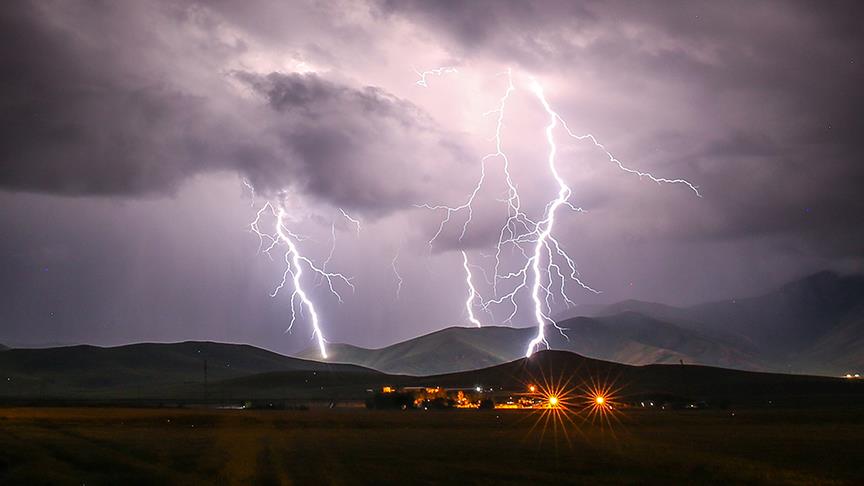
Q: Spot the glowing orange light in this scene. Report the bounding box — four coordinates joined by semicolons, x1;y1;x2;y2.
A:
522;374;582;449
521;372;623;447
494;403;520;409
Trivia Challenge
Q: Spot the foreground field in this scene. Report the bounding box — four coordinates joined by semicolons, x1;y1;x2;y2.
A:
0;407;862;485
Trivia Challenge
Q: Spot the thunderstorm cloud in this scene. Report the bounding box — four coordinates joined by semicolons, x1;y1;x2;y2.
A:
0;0;862;352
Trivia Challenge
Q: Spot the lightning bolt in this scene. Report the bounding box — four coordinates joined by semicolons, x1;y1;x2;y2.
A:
414;66;457;87
320;222;337;274
391;248;404;300
416;69;698;357
338;208;362;237
522;79;578;356
249;199;354;358
416;69;522;327
416;69;517;249
557;120;702;197
522;78;698;356
241;178;256;206
461;251;483;327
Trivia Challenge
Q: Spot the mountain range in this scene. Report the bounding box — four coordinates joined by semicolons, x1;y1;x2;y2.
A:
300;271;864;376
2;271;861;387
568;271;864;375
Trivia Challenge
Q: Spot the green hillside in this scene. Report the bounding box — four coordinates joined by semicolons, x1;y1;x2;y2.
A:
230;350;864;408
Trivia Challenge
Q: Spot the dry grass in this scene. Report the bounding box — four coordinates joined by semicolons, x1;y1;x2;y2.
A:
0;406;862;485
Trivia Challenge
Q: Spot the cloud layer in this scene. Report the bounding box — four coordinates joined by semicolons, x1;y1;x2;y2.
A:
1;0;862;351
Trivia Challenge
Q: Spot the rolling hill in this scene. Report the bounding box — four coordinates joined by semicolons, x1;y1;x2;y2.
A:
226;350;864;408
421;350;864;405
299;312;765;375
0;341;379;399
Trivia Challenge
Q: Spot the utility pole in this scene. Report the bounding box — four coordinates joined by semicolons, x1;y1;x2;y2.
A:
204;359;208;404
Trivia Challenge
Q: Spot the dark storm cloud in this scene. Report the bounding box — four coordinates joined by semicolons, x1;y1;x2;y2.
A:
2;0;864;352
230;71;463;210
0;3;252;196
384;0;864;258
376;0;595;66
0;2;463;212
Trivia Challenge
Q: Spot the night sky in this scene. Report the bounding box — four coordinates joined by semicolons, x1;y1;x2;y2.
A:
1;1;862;354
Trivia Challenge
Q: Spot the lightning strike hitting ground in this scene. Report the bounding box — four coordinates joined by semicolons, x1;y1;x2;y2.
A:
416;69;523;327
249;200;354;358
417;70;698;356
522;78;698;356
461;251;483;327
418;69;592;332
523;79;572;356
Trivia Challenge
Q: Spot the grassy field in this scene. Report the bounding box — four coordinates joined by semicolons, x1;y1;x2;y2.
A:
0;406;862;485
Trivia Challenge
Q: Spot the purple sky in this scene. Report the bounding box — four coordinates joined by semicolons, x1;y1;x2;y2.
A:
1;1;862;353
